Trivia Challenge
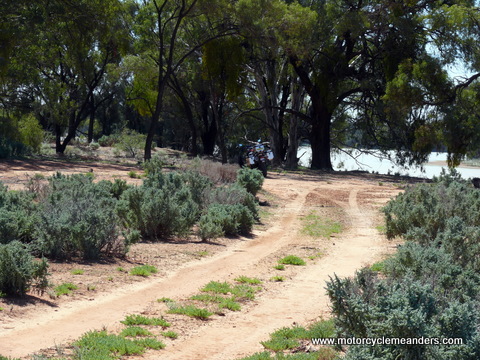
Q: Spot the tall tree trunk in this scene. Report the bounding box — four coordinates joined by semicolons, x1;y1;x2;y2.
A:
309;106;333;170
87;95;95;143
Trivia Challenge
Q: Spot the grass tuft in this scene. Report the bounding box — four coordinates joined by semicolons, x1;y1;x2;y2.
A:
278;255;306;266
121;314;170;327
130;265;158;277
54;282;78;297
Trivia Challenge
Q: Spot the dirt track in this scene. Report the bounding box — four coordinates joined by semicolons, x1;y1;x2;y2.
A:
0;169;402;359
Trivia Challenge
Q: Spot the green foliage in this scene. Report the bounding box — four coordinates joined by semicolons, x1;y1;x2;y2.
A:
0;241;49;296
278;255;306;266
130;265;157;277
33;174;120;260
113;129;147;158
198;203;254;241
54;282;78;297
18;113;43;153
167;304;213;319
235;276;262;284
201;281;232;294
121;314;170;327
120;326;153;337
236;167;264;196
202;183;258;219
117;171;199;240
328;174;480;359
0;183;38;244
301;211;343;238
73;330;146;359
161;330;178;339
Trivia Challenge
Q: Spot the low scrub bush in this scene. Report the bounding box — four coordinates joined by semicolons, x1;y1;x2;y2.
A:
236;167;264;196
167;304;213;319
117;172;199;240
33;174;121;260
130;265;158;277
202;183;258;219
0;183;38;244
114;129;148;158
0;241;49;296
198;204;254;241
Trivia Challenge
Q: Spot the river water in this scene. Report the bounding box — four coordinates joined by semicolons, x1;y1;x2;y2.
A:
298;147;480;180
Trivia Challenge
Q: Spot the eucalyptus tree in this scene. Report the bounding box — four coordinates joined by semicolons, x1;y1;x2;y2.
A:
128;0;237;161
274;0;480;170
8;0;131;153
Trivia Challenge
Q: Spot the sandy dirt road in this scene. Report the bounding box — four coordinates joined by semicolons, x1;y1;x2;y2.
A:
0;170;402;359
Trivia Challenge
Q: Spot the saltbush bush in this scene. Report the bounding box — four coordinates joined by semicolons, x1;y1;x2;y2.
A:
33;174;121;259
236;167;264;196
202;183;258;219
0;241;49;296
328;172;480;359
198;204;254;241
0;183;38;244
117;172;199;239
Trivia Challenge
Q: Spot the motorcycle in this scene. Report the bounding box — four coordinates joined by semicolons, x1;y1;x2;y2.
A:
238;140;274;177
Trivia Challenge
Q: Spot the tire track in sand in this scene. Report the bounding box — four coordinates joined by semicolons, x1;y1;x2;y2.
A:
144;186;391;360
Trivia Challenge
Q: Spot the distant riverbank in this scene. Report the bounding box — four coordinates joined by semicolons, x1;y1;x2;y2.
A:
298;147;480;179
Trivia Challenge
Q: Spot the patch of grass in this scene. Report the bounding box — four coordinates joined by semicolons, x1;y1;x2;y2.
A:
278;255;306;266
301;211;343;238
162;330;178;339
237;352;271;360
0;308;3;311
370;260;386;272
231;284;259;301
70;269;84;275
191;293;243;312
274;264;285;270
130;265;158;277
201;281;232;294
128;170;139;179
87;284;96;291
270;276;285;282
167;304;213;319
117;266;127;272
121;326;153;337
74;330;145;358
54;282;78;297
234;276;262;285
121;314;170;327
375;224;386;234
134;337;165;350
158;297;175;303
306;318;336;339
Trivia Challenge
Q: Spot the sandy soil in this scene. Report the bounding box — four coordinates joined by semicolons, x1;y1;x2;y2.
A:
0;156;409;359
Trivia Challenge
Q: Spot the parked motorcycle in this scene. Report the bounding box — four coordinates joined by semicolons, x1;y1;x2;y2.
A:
238;140;274;177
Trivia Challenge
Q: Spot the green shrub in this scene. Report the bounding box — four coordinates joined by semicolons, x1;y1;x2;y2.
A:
98;134;120;147
114;129;147;158
117;171;200;240
236;167;264;196
202;183;258;219
0;184;38;244
18;113;43;153
33;174;121;260
0;241;49;296
54;282;78;296
198;203;254;241
167;304;213;319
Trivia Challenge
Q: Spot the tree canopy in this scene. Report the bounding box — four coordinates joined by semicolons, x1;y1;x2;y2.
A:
1;0;480;168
